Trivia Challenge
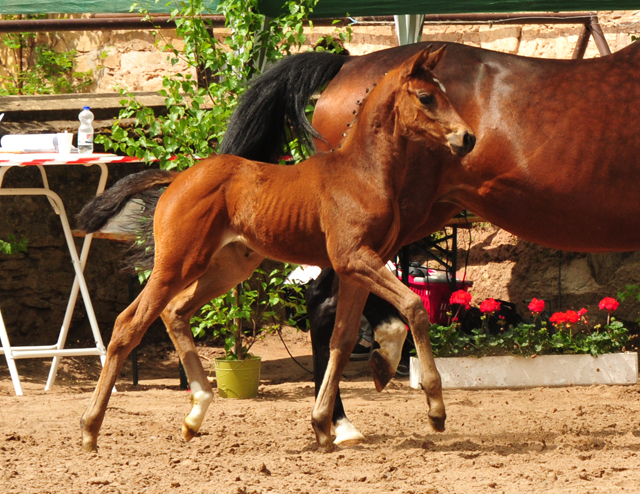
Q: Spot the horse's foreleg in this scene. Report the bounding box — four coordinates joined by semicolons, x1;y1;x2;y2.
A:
335;248;446;433
160;243;264;441
370;316;407;391
311;278;369;451
80;277;180;452
363;294;407;391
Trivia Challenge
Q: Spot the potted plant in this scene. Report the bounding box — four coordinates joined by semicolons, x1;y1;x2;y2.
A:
191;263;307;398
411;292;636;389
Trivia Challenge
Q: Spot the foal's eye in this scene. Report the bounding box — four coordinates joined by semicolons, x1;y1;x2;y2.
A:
418;93;434;105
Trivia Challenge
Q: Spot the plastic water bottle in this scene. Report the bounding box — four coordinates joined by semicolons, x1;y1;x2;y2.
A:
78;106;94;154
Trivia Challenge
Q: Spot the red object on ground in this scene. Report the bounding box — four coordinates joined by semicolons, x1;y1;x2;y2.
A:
406;276;473;325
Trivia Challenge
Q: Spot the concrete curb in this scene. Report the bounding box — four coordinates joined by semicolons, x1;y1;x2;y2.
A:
410;353;638;389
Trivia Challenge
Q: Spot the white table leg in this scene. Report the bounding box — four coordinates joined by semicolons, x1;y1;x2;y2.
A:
0;308;23;396
45;164;109;390
0;163;110;393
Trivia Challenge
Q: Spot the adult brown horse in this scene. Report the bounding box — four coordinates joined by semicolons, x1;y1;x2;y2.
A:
219;39;640;445
77;47;475;452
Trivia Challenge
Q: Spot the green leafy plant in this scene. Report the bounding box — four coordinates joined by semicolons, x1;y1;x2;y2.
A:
0;235;28;256
0;16;93;95
312;19;352;54
190;264;307;360
97;0;318;170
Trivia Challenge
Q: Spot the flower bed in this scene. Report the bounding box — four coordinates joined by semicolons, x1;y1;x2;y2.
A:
409;292;638;389
430;294;629;359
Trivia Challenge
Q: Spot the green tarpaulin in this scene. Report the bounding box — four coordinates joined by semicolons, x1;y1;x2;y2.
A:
260;0;640;17
0;0;638;17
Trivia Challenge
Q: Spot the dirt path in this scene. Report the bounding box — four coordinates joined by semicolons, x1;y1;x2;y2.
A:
2;328;640;494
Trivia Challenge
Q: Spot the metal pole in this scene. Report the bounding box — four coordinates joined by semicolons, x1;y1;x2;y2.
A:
572;23;591;59
0;12;602;34
589;15;612;56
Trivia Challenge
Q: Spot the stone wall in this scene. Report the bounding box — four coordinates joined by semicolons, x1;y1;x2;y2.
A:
35;11;640;92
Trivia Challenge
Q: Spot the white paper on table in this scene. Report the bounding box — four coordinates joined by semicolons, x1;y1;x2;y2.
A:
0;134;77;153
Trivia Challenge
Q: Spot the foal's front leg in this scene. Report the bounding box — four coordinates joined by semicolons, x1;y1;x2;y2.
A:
311;278;369;451
336;248;446;433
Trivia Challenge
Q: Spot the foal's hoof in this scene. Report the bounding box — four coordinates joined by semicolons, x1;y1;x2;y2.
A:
369;349;395;392
182;423;197;442
428;413;446;433
81;436;98;453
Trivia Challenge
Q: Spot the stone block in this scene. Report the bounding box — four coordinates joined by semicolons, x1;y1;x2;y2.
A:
479;26;522;53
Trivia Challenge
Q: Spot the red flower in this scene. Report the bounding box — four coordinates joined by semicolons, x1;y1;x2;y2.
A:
599;297;619;313
549;312;567;325
564;310;580;324
528;298;545;314
577;308;588;317
479;298;501;314
450;290;472;308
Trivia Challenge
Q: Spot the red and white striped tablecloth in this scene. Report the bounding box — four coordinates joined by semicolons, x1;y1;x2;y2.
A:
0;153;140;166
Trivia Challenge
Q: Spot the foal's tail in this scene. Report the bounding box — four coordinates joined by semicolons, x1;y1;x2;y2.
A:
76;169;178;271
220;51;348;162
77;169;177;233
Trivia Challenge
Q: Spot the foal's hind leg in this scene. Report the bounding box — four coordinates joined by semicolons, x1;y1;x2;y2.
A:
160;243;264;441
81;273;191;452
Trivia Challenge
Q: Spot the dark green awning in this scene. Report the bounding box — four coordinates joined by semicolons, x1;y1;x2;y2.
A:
0;1;221;15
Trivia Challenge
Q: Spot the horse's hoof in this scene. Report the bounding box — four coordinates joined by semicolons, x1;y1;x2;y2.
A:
182;423;197;442
369;349;395;392
428;413;446;433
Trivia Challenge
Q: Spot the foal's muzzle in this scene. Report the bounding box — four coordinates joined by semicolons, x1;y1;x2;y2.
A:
448;130;476;157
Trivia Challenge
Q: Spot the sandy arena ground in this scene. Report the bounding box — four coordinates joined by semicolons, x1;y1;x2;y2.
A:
2;327;640;494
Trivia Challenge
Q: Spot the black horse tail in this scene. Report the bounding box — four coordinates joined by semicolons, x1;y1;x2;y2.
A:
220;51;348;162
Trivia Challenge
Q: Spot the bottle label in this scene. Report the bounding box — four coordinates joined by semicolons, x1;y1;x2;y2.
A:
78;132;93;145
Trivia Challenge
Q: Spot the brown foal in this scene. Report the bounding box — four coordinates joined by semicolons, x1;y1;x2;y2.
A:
79;46;475;452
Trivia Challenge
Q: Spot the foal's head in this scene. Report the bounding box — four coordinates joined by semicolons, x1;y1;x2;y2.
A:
394;46;475;157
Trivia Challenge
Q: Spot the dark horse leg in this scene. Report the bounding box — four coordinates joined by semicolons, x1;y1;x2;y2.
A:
306;268;406;445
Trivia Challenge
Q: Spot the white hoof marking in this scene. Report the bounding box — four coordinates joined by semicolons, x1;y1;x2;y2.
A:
332;417;365;445
184;390;213;433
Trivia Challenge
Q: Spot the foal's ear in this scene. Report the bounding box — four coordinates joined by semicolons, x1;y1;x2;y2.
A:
401;45;446;78
423;46;446;70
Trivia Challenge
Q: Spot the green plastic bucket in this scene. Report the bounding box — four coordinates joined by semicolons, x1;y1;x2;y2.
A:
215;356;262;399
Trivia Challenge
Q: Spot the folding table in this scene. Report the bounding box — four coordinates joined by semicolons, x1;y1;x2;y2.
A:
0;153;140;395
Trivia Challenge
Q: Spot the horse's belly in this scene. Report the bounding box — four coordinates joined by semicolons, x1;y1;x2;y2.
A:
470;195;640;253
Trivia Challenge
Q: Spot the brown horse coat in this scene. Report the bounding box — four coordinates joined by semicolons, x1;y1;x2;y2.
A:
314;41;640;253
